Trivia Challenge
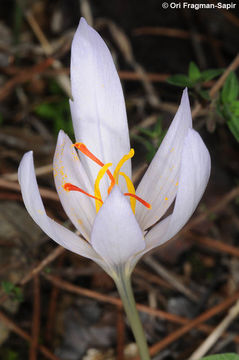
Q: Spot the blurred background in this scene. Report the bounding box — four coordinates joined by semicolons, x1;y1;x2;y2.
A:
0;1;239;359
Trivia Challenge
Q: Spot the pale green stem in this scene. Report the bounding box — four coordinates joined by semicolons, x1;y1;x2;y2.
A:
114;269;151;360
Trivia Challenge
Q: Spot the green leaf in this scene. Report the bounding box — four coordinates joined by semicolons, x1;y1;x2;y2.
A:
1;281;23;302
132;117;166;163
201;354;239;360
167;74;193;87
139;127;155;138
2;281;14;293
0;349;19;360
200;68;224;82
6;350;18;360
34;100;73;137
35;103;56;119
221;72;239;104
132;134;156;162
229;100;239;116
199;90;210;100
189;61;201;81
49;80;62;94
44;267;52;274
227;115;239;142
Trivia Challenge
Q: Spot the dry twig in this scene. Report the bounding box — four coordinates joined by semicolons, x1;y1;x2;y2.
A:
0;310;60;360
79;0;93;26
96;18;161;108
116;305;125;360
2;164;52;181
144;290;239;359
143;256;199;302
189;232;239;258
43;273;189;324
182;185;239;235
29;276;41;360
189;300;239;359
0;178;58;202
43;273;239;347
0;58;53;101
20;246;65;285
132;26;221;47
45;253;65;343
25;10;71;97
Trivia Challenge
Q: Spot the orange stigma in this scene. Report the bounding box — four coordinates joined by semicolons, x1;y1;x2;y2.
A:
124;193;151;209
63;183;103;204
65;144;152;213
73;143;115;188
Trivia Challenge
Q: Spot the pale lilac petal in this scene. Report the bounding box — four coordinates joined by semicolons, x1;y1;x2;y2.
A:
70;18;131;191
129;216;171;270
53;130;95;240
136;89;192;230
18;151;101;262
145;128;211;251
91;186;145;267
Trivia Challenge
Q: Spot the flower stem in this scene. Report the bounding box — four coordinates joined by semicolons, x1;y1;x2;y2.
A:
115;270;151;360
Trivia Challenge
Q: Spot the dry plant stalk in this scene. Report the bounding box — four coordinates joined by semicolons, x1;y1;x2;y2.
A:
189;300;239;359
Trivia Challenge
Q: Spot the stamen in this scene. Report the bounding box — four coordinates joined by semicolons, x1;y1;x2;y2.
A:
94;163;113;213
74;143;104;166
69;144;151;212
113;149;134;184
107;179;115;194
124;193;151;209
73;143;115;186
63;183;103;204
119;171;136;213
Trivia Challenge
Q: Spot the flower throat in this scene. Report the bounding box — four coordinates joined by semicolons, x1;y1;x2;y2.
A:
63;143;151;214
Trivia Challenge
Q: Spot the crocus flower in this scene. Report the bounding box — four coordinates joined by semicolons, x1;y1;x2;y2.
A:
18;18;211;280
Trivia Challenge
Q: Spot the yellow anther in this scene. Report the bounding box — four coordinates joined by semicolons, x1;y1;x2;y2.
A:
119;172;136;213
94;163;113;213
113;149;134;184
66;144;151;213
